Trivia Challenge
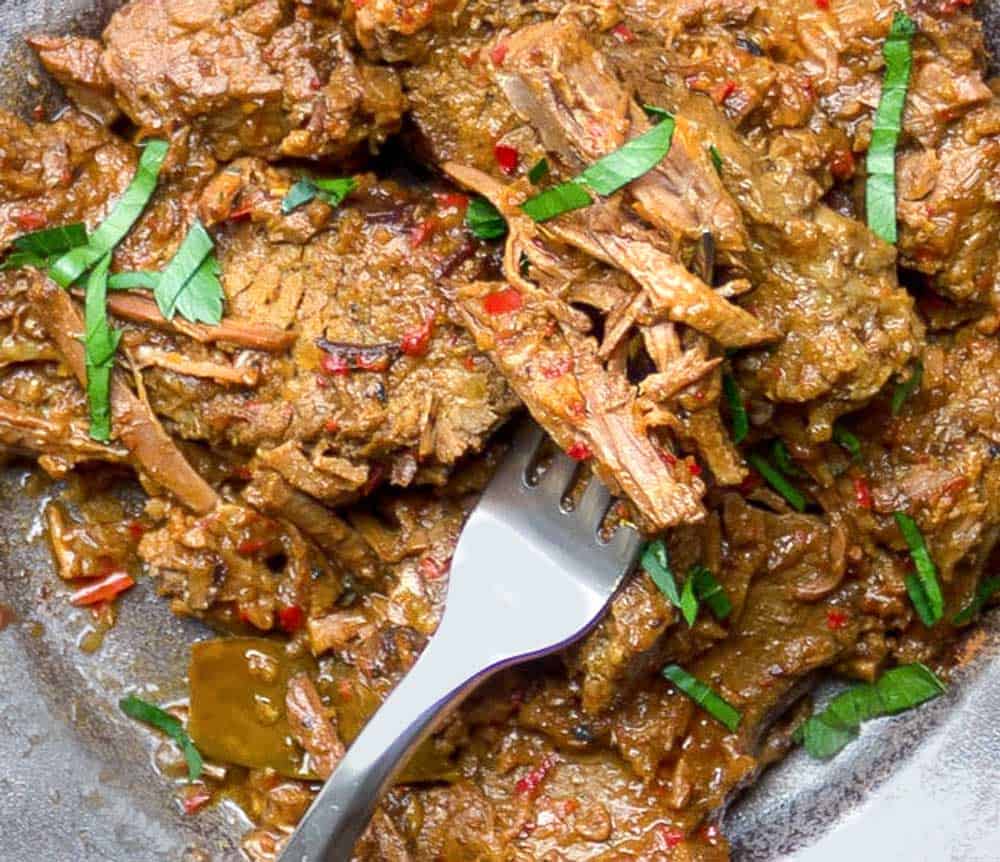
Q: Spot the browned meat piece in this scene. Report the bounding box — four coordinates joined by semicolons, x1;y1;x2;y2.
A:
95;0;404;161
30;276;220;514
26;35;120;125
286;673;345;779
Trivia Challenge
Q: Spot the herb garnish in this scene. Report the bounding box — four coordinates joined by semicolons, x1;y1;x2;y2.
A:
748;451;807;512
770;439;804;478
520;182;594;223
281;176;356;215
953;576;1000;626
153;221;224;325
120;695;203;780
795;664;945;759
662;664;741;732
689;566;733;620
709;145;723;175
832;424;862;460
641;539;682;607
680;575;699;626
723;373;748;444
890;359;923;416
83;255;121;442
894;511;943;626
1;223;88;271
527;158;550;184
50;139;170;287
865;12;916;243
466;197;509;240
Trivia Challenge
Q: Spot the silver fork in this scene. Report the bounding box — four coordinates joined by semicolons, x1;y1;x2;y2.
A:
279;420;642;861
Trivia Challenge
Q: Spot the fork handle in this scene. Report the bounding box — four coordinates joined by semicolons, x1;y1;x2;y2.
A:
279;621;491;861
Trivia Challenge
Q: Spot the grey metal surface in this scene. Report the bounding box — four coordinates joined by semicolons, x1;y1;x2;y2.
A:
0;2;998;861
282;421;642;860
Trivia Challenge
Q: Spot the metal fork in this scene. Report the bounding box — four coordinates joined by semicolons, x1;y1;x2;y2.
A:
279;420;642;861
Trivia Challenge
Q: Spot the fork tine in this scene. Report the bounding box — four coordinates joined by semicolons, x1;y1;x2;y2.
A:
536;452;579;498
575;476;611;529
609;521;643;560
487;419;545;494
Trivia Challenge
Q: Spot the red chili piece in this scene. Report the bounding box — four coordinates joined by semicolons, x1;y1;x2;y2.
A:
410;217;438;248
829;149;856;181
688;461;703;477
515;754;557;796
419;556;450;581
70;571;136;607
853;476;873;510
657;825;685;849
717;80;738;104
278;604;305;633
16;210;48;232
490;40;509;66
435;192;469;213
612;23;636;42
826;609;849;630
815;0;830;8
494;143;520;176
483;287;523;315
127;520;146;541
567;441;593;461
182;788;212;816
237;537;269;556
542;357;572;379
324;418;340;433
401;317;435;357
320;353;350;377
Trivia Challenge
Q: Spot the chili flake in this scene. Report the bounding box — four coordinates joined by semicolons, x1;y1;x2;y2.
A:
490;40;509;66
70;571;135;607
278;604;305;633
494;143;520;176
401;317;435;357
853;476;873;510
515;754;558;796
16;210;48;232
612;23;636;43
826;609;849;630
483;287;523;315
567;441;593;461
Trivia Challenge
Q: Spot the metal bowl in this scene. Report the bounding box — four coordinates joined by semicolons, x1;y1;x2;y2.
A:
1;3;998;859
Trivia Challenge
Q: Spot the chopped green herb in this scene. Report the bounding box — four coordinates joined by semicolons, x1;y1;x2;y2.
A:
281;177;356;215
50;140;169;287
680;574;699;627
953;576;1000;626
894;511;943;626
576;117;675;196
466;197;508;240
527;158;550;184
520;182;593;222
641;539;681;607
865;12;916;243
832;424;862;460
662;664;741;732
642;105;672;122
8;223;87;261
690;566;732;621
723;373;748;444
748;452;807;512
709;145;723;175
770;439;804;478
153;221;223;325
107;271;160;291
120;695;203;781
83;255;121;442
795;664;944;759
890;359;923;416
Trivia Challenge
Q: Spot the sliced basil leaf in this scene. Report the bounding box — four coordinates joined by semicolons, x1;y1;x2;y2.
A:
12;222;87;257
577;117;675;196
108;271;160;291
891;359;922;416
120;695;203;781
894;511;943;626
282;179;317;214
642;105;672;122
723;373;748;444
662;664;741;732
832;424;862;460
953;576;1000;626
154;221;223;324
771;439;805;478
690;566;732;620
83;255;121;442
641;539;681;607
466;197;508;240
865;12;916;243
50;139;169;287
709;145;723;175
282;177;356;214
748;451;807;512
797;663;944;759
1;250;52;271
520;182;593;223
680;574;698;627
527;158;550;184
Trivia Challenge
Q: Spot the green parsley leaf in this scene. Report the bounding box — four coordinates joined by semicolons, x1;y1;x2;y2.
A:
120;695;203;781
50;140;169;287
527;158;550;184
662;664;741;732
796;663;944;759
281;177;356;214
894;511;943;626
153;221;224;325
709;145;723;175
865;12;916;243
82;255;121;442
520;182;593;222
748;451;807;512
466;197;508;240
953;576;1000;626
641;539;681;607
723;373;748;444
832;424;862;460
690;566;732;620
680;574;699;627
891;359;923;416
